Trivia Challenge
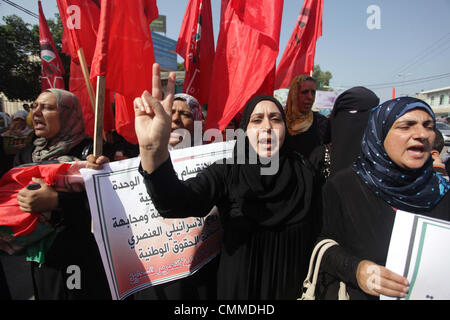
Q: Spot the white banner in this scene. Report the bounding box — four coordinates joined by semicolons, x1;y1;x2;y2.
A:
81;141;236;300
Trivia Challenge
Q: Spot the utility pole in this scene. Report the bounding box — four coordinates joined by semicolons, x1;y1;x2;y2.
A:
397;73;412;97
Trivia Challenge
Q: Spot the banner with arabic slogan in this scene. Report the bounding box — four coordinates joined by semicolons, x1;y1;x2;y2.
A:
81;141;236;300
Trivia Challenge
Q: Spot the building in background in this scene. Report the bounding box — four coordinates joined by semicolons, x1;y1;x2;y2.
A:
416;86;450;117
0;93;32;116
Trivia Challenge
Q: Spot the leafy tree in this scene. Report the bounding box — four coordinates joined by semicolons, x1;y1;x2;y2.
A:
177;62;185;71
313;64;333;91
0;14;69;101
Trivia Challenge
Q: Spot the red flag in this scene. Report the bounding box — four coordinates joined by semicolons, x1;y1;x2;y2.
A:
176;0;215;105
57;0;108;138
205;0;284;131
56;0;100;65
38;0;65;91
392;87;396;99
220;0;229;27
69;61;114;137
0;163;72;237
90;0;158;143
274;0;323;89
114;93;139;145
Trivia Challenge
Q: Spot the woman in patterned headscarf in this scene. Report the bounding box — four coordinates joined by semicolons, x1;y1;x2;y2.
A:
317;97;450;300
168;93;203;149
11;89;112;300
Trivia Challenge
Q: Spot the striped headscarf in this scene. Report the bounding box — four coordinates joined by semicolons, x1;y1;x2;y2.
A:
32;89;89;163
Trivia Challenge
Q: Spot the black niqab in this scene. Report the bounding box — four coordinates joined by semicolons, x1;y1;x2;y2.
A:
329;86;379;176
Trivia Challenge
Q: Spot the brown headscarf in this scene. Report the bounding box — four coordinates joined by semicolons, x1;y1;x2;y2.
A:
32;89;89;163
285;75;315;135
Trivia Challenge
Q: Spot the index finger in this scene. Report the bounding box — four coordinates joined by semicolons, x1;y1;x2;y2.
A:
162;72;176;115
152;63;162;101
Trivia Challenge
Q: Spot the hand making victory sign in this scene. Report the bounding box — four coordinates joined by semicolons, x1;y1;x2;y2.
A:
134;63;176;173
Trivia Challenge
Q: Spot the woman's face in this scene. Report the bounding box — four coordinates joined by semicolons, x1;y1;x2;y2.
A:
384;109;435;170
31;92;60;139
247;100;286;158
169;99;195;146
297;80;316;114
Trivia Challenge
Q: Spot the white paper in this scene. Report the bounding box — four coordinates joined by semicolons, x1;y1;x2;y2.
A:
382;210;450;300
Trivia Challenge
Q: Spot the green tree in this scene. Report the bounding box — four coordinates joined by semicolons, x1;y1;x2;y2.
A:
177;62;185;71
313;64;333;91
0;14;69;101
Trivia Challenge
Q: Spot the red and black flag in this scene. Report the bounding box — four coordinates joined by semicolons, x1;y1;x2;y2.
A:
38;0;65;90
176;0;215;105
274;0;323;89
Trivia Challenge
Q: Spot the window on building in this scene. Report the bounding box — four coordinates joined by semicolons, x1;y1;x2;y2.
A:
440;95;444;105
430;96;434;106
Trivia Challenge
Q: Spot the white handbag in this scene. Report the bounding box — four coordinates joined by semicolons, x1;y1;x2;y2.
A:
299;239;350;300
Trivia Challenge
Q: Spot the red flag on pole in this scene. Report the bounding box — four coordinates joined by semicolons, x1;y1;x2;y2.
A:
274;0;323;89
68;61;114;137
205;0;284;132
90;0;159;144
176;0;215;105
38;0;65;91
57;0;112;138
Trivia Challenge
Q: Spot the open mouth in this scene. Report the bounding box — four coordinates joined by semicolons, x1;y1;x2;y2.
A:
33;119;46;129
407;145;425;157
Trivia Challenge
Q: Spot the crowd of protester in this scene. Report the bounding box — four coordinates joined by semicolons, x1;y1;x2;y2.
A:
0;64;449;300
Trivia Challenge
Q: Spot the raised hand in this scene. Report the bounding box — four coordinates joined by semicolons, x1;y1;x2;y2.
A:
135;63;176;173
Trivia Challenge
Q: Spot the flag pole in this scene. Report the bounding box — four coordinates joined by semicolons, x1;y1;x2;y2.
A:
94;75;105;157
77;48;96;112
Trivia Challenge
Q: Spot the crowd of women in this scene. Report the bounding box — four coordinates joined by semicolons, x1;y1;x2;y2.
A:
0;63;449;300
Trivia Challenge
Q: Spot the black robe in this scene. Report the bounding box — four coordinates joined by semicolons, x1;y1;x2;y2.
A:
290;112;330;158
140;155;318;300
318;168;450;300
11;139;113;300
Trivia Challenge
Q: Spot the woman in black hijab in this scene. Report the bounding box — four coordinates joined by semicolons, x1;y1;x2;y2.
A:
134;67;317;299
309;87;379;182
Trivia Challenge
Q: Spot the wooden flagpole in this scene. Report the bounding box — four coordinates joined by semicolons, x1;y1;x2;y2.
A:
94;75;105;157
77;48;96;112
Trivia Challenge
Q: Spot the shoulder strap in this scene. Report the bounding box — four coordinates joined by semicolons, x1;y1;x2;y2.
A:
300;239;338;300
